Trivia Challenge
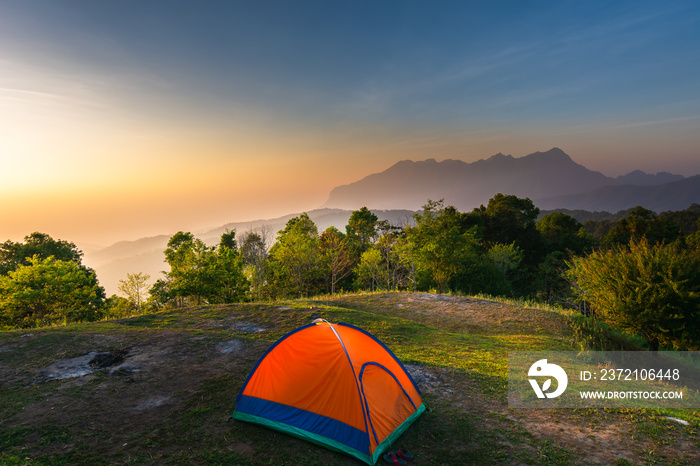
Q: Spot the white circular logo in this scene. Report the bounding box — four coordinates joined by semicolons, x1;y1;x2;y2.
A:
528;359;568;398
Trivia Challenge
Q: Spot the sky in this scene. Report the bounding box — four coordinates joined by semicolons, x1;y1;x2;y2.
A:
1;0;699;247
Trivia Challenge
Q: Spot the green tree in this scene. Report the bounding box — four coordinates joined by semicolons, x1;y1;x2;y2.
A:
162;231;249;305
117;272;151;314
319;227;354;294
406;200;478;293
0;255;104;328
375;222;410;291
565;238;700;350
604;206;681;246
268;214;322;298
537;212;592;255
346;207;378;252
479;193;540;246
103;295;134;319
0;232;83;275
536;212;593;302
464;194;544;295
219;230;239;252
212;246;249;303
355;248;386;292
239;229;270;300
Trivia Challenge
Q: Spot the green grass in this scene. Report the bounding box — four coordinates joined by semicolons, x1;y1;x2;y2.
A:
1;291;698;465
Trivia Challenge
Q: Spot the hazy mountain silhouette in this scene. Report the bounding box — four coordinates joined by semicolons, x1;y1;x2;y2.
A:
82;208;415;296
323;147;689;212
536;175;700;212
615;170;683;186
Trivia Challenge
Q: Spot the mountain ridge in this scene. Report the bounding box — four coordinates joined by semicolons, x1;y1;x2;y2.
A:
323;147;691;212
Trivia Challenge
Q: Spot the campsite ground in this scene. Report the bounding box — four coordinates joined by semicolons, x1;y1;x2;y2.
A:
1;292;698;465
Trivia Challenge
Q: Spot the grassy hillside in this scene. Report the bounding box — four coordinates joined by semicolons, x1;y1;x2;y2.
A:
1;293;698;465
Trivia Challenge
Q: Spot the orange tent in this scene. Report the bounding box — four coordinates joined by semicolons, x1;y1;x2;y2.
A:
231;320;425;464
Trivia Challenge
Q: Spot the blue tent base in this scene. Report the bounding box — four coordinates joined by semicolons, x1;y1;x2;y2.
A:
232;403;426;465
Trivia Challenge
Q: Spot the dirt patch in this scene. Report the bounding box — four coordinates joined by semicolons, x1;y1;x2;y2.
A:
39;348;128;381
216;339;246;354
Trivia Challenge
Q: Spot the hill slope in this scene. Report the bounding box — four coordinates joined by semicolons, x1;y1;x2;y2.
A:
1;293;697;465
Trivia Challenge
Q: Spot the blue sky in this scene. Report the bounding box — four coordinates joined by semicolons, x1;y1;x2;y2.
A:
1;0;699;244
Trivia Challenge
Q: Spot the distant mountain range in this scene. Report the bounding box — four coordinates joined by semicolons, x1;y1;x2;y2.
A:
322;147;696;212
84;147;699;296
82;208;414;296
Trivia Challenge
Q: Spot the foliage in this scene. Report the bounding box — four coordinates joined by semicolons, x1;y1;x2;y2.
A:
103;295;136;319
6;200;700;340
406;200;479;293
213;246;249;303
486;242;523;274
346;206;378;252
161;231;248;306
0;232;84;275
319;227;354;294
117;272;151;313
565;238;700;350
603;206;682;246
239;228;271;300
355;248;386;292
267;213;323;298
0;255;104;328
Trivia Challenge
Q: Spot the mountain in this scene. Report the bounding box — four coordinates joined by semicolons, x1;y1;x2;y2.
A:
536;175;700;212
323;148;614;211
323;147;693;212
82;208;415;296
615;170;684;186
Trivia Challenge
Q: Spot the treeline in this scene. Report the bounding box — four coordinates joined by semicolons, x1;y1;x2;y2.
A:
2;196;699;350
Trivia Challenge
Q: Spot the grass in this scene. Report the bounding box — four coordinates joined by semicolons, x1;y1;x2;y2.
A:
1;291;699;465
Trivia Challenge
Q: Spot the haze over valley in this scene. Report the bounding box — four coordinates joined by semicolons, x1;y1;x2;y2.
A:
81;147;699;295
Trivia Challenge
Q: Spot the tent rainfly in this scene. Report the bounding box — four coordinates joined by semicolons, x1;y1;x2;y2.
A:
230;319;426;464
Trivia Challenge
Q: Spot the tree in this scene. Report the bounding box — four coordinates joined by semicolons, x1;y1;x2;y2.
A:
480;194;540;246
117;272;151;314
537;212;592;256
536;212;593;302
486;242;523;275
319;227;354;294
161;231;249;305
565;238;700;350
268;214;323;297
406;200;478;293
0;232;83;275
375;222;410;291
239;228;270;300
346;207;378;252
163;231;216;305
355;248;385;292
212;246;249;303
0;255;104;328
464;194;543;295
219;230;238;252
604;206;681;246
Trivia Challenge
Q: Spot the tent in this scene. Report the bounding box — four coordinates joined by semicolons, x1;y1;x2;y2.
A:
230;319;426;464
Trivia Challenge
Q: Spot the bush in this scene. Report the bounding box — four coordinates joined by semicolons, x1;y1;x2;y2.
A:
0;255;104;328
565;238;700;350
